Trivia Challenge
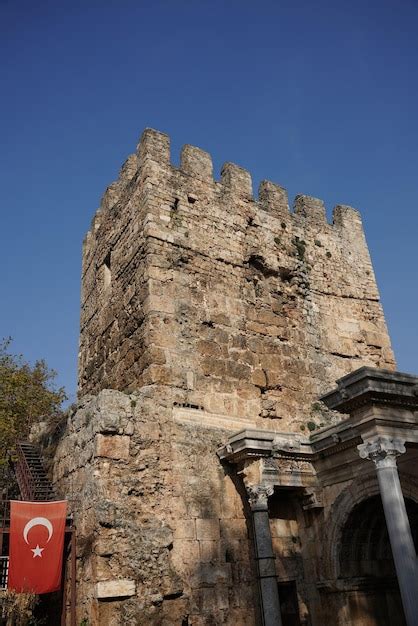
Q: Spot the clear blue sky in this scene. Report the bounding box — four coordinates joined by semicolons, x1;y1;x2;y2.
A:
1;0;417;403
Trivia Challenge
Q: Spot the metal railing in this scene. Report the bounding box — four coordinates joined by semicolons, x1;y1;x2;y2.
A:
0;500;9;528
14;442;55;501
0;557;9;590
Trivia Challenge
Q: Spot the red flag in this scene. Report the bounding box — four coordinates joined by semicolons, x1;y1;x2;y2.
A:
8;500;67;594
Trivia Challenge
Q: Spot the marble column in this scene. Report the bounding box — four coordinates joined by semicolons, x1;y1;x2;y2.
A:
246;484;282;626
358;436;418;626
246;485;282;626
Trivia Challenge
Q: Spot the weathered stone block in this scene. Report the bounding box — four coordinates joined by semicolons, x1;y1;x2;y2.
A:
251;368;267;387
180;144;213;180
174;519;196;540
191;563;232;588
258;180;288;217
220;519;248;541
96;535;116;556
272;536;299;557
96;389;132;433
199;540;221;562
96;556;113;580
269;518;290;538
173;539;200;564
96;579;136;599
275;556;299;579
96;434;130;459
196;518;221;540
199;585;229;611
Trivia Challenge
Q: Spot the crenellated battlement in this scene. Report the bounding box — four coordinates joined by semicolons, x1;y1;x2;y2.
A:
79;126;394;415
91;128;362;238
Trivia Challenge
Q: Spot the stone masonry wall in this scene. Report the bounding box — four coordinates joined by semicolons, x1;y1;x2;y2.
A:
57;129;397;624
79;128;394;431
54;388;257;625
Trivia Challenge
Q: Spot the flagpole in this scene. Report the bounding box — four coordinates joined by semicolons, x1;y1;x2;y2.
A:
60;541;68;626
70;527;76;626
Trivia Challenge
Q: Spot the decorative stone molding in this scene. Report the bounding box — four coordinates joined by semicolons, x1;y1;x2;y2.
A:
246;484;274;510
338;386;349;400
357;436;406;469
271;435;302;454
322;367;418;414
301;487;323;510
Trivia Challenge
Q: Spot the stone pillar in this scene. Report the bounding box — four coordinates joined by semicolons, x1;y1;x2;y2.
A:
246;484;282;626
358;436;418;626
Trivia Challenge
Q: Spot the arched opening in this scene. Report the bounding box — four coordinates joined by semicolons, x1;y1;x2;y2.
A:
337;495;418;625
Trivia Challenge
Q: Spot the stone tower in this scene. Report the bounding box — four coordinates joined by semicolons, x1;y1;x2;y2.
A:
79;128;393;423
54;129;395;625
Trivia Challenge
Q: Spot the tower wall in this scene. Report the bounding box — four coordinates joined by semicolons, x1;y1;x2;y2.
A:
55;129;396;625
79;128;394;430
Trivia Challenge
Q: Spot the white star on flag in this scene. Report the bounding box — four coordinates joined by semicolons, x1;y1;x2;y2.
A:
31;544;44;558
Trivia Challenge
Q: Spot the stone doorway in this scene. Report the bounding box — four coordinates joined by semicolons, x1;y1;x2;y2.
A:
331;495;418;625
278;581;301;626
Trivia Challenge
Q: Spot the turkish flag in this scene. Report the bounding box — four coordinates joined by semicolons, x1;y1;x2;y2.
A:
8;500;67;594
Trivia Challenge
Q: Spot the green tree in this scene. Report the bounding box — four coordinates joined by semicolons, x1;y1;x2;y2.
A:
0;338;67;466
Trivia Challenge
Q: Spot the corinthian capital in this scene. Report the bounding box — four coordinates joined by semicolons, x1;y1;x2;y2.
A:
357;436;406;469
246;484;274;510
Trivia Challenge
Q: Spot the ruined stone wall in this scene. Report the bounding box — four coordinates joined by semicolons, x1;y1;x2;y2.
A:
57;129;397;624
54;388;257;625
79;128;394;431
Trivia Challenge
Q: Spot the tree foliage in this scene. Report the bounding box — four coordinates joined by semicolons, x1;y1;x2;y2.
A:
0;338;67;465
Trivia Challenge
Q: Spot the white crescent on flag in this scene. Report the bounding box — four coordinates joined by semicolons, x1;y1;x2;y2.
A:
23;517;53;544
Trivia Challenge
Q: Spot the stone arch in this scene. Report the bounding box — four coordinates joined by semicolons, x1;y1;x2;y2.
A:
321;472;418;581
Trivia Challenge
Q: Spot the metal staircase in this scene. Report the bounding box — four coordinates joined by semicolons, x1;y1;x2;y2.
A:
13;442;55;501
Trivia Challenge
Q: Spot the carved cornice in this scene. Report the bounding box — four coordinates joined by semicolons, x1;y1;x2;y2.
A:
272;435;303;454
312;436;362;459
321;367;418;414
217;429;312;466
263;456;314;475
217;370;418;488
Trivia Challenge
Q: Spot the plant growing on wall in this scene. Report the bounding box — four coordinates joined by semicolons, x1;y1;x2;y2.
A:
0;590;41;625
